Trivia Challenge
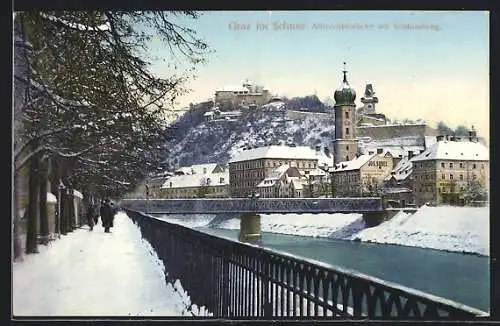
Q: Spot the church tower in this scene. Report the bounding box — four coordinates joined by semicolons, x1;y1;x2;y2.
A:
333;63;358;164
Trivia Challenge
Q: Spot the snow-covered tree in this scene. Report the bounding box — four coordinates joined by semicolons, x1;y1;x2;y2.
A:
13;11;210;257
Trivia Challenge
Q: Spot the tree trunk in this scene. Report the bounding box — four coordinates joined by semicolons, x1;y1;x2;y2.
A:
67;184;75;232
13;169;22;260
26;148;40;254
39;156;49;244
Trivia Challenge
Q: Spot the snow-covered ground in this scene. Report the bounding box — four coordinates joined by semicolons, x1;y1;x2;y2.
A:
160;205;489;256
12;212;211;317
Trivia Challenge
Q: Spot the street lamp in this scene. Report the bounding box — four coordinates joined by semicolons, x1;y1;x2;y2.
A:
57;180;65;238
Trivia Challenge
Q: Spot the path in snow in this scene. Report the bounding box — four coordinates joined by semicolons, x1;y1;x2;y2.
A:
12;212;192;317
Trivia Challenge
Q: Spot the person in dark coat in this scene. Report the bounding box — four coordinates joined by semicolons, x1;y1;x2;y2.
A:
86;203;95;231
101;199;113;233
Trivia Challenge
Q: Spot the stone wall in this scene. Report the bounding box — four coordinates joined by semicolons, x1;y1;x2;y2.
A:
285;110;333;122
356;124;438;140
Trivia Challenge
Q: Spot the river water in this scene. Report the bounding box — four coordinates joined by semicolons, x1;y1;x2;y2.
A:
193;227;489;312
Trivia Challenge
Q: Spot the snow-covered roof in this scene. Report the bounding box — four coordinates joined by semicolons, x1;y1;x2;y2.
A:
203;111;214;116
175;167;193;175
215;85;249;93
385;157;413;181
229;145;320;163
383;187;413;194
309;168;328;176
262;101;286;111
331;153;377;172
162;172;229;189
365;146;423;158
411;140;489;162
174;163;221;175
219;111;241;117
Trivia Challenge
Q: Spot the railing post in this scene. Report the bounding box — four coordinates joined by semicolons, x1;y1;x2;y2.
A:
222;252;230;317
262;253;272;317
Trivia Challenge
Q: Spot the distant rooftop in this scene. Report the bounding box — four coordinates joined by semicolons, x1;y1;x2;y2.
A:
229;145;321;163
411;139;488;162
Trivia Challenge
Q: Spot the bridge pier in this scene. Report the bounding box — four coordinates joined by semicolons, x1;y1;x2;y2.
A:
239;213;261;244
362;209;400;227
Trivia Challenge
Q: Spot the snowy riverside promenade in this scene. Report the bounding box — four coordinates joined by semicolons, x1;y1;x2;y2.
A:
13;205;489;316
12;212;209;317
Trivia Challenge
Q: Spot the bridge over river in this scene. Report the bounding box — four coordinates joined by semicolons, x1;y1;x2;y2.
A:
120;197;402;242
120;197;385;214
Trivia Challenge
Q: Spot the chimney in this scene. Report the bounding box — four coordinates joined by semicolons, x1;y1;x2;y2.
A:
469;126;477;142
377;148;383;154
408;151;414;159
436;135;444;142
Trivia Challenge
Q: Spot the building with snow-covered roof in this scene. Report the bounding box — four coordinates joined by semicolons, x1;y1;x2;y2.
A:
330;149;395;197
229;145;321;197
410;132;489;206
161;171;229;198
214;80;270;110
256;165;302;198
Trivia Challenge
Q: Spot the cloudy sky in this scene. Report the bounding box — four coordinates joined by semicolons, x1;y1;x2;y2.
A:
149;11;489;138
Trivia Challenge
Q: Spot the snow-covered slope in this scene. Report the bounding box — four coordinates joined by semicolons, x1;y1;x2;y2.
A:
163;109;335;167
353;206;489;256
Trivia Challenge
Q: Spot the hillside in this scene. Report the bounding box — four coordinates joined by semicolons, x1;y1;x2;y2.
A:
162;104;336;168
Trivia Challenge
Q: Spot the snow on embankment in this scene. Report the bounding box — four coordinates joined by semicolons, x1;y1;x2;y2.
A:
218;213;365;239
353;206;490;256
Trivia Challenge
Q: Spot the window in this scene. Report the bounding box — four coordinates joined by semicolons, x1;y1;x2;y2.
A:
345;111;349;119
449;163;453;168
473;164;477;169
473;174;477;180
459;163;464;168
459;174;463;181
442;174;445;180
346;155;350;161
441;162;445;168
346;127;350;135
482;164;485;169
450;174;453;180
346;145;349;151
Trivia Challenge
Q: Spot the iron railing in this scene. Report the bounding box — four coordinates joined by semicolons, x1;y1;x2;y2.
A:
125;209;487;319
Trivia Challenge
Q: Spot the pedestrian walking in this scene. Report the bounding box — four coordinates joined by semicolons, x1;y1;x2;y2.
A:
86;203;95;231
101;199;113;233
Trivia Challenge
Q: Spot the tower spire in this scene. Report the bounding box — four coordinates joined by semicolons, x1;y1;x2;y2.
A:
342;62;348;83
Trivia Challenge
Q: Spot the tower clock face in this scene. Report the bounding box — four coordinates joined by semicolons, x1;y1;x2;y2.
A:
367;104;372;110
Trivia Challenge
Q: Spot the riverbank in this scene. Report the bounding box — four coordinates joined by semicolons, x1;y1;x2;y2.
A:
158;205;489;257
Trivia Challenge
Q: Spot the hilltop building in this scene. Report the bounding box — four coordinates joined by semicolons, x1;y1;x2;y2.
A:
357;84;388;126
410;130;489;206
214;80;271;110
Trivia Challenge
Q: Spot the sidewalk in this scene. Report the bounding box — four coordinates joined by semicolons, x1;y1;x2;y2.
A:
12;212;199;317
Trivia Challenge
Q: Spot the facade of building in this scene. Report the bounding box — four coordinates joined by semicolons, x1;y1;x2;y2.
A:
214;80;271;109
256;165;302;198
228;145;324;198
161;164;229;198
410;133;489;206
331;150;395;197
333;66;359;163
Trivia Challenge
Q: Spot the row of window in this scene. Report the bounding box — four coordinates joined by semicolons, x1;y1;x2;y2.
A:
415;162;484;169
440;174;477;181
231;160;317;171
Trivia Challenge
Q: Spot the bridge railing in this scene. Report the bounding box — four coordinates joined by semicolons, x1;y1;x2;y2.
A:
125;209;487;319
